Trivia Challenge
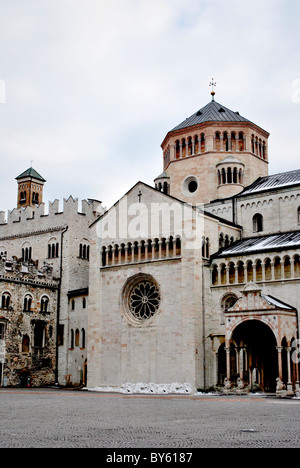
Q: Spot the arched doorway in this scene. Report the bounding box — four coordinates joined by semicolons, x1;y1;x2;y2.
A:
230;320;278;392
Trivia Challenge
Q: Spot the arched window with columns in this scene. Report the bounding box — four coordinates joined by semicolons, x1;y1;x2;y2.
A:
220;293;238;325
1;292;11;309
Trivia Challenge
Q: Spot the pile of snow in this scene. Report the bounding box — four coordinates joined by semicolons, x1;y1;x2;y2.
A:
85;382;193;395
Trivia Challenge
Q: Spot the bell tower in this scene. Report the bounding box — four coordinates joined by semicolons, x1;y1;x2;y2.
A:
16;167;46;208
156;84;270;204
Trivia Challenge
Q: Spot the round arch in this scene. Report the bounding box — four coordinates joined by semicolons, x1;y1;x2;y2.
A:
226;319;278;392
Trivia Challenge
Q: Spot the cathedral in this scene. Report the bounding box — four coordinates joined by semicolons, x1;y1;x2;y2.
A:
0;89;299;395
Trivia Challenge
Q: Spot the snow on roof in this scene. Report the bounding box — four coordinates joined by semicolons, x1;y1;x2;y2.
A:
216;231;300;257
240;169;300;196
262;295;294;310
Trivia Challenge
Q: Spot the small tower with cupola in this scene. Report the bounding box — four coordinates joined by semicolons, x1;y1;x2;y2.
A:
16;167;46;208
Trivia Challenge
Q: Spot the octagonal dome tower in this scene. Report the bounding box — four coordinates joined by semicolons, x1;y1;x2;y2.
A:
157;91;269;204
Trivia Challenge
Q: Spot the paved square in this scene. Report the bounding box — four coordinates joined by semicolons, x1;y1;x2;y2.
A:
0;389;299;449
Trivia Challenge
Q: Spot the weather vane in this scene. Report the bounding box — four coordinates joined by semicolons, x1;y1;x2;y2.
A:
209;78;217;101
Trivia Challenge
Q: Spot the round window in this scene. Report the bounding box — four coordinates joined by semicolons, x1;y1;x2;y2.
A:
182;176;199;197
188;180;198;193
129;281;160;322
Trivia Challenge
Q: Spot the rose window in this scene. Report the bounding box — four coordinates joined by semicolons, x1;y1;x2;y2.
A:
129;281;160;321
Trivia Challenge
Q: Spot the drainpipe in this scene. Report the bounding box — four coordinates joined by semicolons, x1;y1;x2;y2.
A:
55;226;68;385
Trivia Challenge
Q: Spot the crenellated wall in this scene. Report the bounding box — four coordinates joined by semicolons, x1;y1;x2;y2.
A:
0;195;104;387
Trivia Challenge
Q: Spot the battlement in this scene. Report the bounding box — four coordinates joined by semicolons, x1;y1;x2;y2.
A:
0;196;104;237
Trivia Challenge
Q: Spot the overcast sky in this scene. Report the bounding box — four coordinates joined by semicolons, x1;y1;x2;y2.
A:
0;0;299;212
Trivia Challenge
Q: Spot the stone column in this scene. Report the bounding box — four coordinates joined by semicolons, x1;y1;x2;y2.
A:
235;346;239;375
226;265;230;285
261;261;266;282
253;263;257;283
271;262;275;281
112;247;115;265
225;347;231;381
166;239;170;258
219;134;223;151
172;238;177;257
295;353;300;392
171;144;176;161
286;347;293;394
291;258;295;279
192;139;195;155
234;266;238;284
244;264;247;283
239;347;244;381
281;261;285;280
158;240;162;260
277;346;283;381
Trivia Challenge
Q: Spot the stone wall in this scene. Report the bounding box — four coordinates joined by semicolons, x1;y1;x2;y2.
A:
0;257;59;387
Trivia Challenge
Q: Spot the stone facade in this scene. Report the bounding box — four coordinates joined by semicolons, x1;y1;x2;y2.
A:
1;93;299;395
0;256;59;387
87;96;300;396
0;190;103;387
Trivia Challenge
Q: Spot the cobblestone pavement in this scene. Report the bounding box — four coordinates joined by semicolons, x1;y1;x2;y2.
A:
0;388;300;449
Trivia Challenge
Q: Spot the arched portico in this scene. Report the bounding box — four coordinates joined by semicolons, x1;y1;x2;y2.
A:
225;320;278;392
222;282;299;395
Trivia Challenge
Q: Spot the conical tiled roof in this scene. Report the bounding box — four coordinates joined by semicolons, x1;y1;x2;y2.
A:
16;167;46;182
171;100;251;132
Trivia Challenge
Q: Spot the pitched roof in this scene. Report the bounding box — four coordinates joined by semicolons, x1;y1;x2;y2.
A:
154;171;170;181
239;169;300;197
215;231;300;258
89;180;241;229
16;167;46;182
262;295;295;311
171;100;251;132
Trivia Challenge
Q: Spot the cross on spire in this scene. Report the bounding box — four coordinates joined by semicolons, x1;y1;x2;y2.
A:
209;78;217;101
